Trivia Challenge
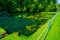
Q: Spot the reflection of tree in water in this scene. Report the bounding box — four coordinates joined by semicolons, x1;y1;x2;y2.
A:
0;16;43;36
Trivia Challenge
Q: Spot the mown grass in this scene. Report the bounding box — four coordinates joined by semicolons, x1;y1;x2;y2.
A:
1;34;21;40
45;12;60;40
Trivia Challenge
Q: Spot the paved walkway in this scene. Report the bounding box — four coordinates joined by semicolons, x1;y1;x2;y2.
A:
45;12;60;40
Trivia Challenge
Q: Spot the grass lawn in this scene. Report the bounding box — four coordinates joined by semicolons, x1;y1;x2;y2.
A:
45;12;60;40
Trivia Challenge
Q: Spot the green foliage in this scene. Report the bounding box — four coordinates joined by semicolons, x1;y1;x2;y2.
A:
46;2;55;12
0;0;20;14
0;0;57;14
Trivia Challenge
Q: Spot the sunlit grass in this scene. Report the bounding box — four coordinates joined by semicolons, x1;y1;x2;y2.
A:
0;28;6;35
45;12;60;40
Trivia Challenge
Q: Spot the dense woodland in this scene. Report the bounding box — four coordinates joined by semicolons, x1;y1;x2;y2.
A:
0;0;57;14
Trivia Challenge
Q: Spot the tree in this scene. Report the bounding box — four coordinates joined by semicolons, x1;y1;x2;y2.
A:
0;0;57;14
